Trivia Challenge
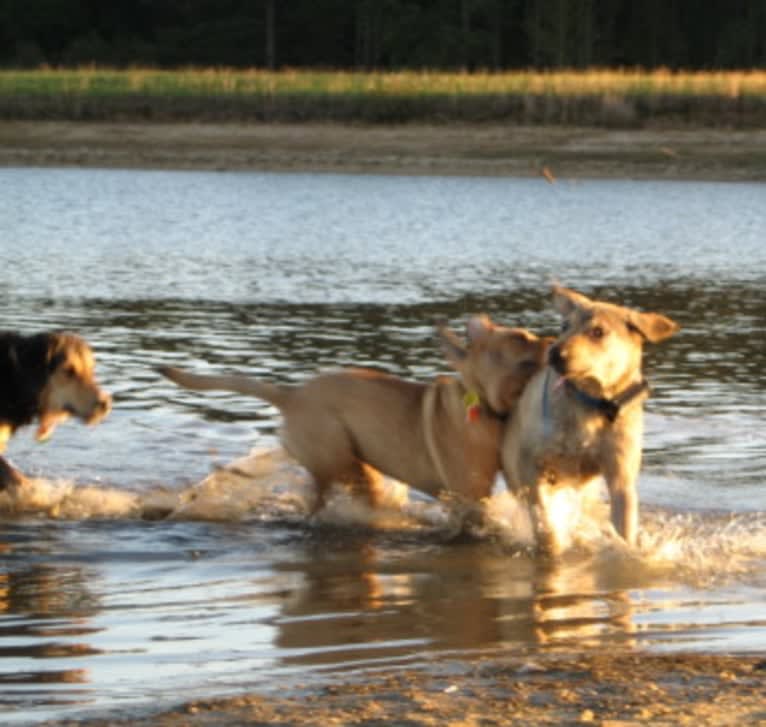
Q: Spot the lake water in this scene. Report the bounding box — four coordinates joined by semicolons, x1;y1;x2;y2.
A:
0;167;764;723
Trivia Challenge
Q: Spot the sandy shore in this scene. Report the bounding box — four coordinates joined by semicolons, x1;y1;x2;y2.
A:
1;121;765;180
48;651;766;726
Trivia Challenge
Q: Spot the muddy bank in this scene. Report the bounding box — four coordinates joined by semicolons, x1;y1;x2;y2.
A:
48;651;766;726
1;121;765;180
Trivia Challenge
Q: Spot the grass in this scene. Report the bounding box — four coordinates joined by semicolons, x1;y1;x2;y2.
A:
1;67;765;125
2;67;766;97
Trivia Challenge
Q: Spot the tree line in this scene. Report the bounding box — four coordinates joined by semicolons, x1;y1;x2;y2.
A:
2;0;765;71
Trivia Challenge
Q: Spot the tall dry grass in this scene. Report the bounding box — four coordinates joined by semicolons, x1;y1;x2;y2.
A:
2;67;766;96
1;67;765;125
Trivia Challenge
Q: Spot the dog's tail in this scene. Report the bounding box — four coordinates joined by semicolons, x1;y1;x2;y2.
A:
158;367;287;408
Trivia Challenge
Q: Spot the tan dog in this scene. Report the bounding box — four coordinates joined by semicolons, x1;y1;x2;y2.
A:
160;317;550;518
501;287;679;553
0;331;112;490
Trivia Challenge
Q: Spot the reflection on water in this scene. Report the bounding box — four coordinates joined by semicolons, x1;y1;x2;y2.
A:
272;533;643;668
0;168;764;722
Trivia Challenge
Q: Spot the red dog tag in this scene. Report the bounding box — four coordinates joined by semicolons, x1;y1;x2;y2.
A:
463;390;481;423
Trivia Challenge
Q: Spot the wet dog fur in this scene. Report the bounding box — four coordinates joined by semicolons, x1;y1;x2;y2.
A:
0;331;112;490
160;317;550;519
501;286;679;553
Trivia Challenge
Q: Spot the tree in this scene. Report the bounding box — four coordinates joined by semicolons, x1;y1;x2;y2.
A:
0;0;763;71
265;0;276;69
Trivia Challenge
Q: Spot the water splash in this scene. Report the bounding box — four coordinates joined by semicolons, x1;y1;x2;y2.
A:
0;448;436;531
1;447;764;588
0;476;142;520
473;479;766;588
636;508;766;587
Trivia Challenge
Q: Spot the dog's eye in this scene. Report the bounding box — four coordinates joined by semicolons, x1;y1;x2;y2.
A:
590;326;605;340
560;320;570;333
62;365;77;378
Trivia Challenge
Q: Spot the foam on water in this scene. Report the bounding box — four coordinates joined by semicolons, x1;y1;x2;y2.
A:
1;447;764;589
0;475;142;520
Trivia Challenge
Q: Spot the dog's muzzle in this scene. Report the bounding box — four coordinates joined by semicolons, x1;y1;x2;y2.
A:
548;346;567;375
85;393;112;424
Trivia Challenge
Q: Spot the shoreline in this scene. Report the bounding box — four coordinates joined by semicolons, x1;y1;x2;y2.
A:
61;650;766;725
2;121;765;181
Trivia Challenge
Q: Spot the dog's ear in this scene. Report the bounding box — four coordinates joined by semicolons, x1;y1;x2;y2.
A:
465;314;494;343
435;321;467;368
17;333;64;373
45;334;68;372
627;311;680;343
552;286;592;316
47;352;66;372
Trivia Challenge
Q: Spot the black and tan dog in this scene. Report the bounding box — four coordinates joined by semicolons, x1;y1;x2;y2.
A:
0;331;112;490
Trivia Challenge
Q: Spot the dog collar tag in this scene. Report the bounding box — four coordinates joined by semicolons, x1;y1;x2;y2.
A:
463;390;481;423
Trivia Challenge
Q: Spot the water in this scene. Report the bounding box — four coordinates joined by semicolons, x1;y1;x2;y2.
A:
0;167;765;722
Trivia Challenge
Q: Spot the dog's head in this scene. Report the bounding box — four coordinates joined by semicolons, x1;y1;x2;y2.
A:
548;286;679;396
37;333;112;441
438;315;552;416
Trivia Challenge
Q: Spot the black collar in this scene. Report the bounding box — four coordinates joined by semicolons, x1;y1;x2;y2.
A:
482;402;509;422
564;378;650;423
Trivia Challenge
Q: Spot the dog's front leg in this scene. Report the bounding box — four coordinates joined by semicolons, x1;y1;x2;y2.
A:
609;484;638;546
0;423;10;453
604;454;641;546
530;480;569;556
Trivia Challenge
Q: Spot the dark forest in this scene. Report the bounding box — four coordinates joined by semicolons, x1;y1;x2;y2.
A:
2;0;765;71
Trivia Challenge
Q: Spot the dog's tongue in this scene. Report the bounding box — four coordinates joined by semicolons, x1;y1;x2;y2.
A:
553;375;567;391
36;412;68;442
36;420;56;442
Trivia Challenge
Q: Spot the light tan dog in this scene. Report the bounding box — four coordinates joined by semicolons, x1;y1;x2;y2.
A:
160;317;550;518
501;287;679;553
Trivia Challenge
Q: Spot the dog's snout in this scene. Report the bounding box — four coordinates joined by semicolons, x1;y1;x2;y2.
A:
92;392;112;420
548;346;565;373
98;393;112;414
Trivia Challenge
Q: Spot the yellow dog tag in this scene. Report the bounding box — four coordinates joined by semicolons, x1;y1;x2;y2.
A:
463;390;481;423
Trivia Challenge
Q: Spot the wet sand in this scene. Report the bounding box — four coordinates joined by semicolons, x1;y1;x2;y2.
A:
2;121;765;180
50;651;766;726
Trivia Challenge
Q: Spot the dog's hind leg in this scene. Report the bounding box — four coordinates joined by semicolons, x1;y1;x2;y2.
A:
308;461;385;516
347;461;386;509
281;413;362;517
307;474;333;516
